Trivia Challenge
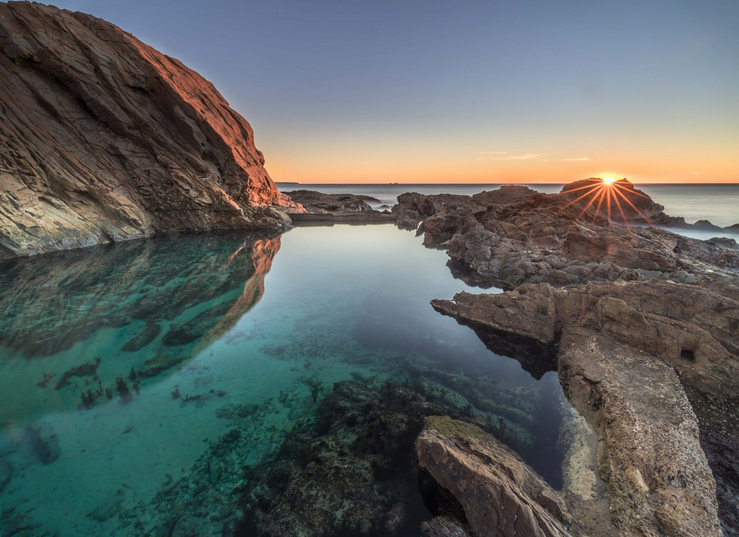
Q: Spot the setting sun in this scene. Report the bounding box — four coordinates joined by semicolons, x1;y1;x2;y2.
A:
602;177;616;184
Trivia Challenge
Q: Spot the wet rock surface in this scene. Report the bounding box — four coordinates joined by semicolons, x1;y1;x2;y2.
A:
0;2;298;260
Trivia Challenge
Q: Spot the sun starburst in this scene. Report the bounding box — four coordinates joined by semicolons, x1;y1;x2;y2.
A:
556;177;651;227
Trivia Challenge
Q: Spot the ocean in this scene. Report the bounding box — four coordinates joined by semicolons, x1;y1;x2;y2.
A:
277;183;739;230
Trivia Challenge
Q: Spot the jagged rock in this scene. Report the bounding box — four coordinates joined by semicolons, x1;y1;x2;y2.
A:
417;416;570;537
709;237;739;249
560;178;665;223
285;190;375;214
0;2;299;259
396;180;739;289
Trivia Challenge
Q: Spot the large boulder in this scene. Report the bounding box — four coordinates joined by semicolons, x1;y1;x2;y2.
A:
417;416;570;537
0;2;298;259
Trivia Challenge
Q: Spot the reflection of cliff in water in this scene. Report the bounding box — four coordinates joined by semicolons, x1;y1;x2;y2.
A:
0;233;281;421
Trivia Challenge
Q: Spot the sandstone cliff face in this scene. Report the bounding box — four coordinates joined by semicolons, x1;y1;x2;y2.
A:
0;1;297;259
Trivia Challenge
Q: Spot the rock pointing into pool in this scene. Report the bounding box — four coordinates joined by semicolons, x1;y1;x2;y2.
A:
0;2;299;260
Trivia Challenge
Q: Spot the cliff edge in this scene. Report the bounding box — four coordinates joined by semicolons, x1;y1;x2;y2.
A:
0;1;297;259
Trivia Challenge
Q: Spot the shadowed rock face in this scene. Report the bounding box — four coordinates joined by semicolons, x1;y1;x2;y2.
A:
0;2;298;259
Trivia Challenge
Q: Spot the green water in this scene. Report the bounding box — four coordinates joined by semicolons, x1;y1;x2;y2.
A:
0;225;567;536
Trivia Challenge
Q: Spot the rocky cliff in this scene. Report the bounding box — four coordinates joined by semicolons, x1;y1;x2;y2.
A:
0;1;297;259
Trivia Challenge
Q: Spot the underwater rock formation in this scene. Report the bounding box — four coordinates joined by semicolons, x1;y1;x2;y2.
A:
0;233;281;422
0;2;298;259
237;381;449;536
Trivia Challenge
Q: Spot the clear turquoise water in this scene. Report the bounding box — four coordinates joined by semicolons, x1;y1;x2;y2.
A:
0;225;568;536
278;183;739;229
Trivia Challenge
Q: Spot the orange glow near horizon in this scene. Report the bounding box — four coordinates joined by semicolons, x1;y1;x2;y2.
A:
263;149;739;185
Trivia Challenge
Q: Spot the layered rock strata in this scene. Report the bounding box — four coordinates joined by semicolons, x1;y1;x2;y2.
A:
0;1;298;259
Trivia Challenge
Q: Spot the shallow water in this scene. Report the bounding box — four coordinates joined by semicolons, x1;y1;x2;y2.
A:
0;225;568;536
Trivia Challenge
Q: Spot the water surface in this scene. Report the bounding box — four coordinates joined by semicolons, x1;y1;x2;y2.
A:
0;225;567;536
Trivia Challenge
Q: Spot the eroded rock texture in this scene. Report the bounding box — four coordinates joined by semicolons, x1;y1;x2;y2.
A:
0;1;297;259
417;416;570;537
432;281;736;536
394;182;739;290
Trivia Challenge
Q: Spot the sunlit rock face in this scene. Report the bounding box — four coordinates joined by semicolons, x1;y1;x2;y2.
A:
0;2;298;259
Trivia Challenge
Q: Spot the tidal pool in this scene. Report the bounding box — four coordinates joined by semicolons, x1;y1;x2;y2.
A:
0;225;568;536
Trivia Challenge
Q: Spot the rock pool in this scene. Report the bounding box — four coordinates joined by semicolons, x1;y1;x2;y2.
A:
0;225;570;536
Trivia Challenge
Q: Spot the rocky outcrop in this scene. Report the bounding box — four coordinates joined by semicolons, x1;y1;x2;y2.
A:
395;180;739;290
286;190;394;224
0;2;298;259
432;279;737;536
417;416;570;537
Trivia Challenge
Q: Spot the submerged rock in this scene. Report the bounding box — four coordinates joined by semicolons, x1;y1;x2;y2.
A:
238;381;448;536
0;459;11;493
25;426;61;465
0;2;298;260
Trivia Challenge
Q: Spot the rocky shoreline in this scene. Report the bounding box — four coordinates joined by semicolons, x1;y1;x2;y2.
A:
395;180;738;536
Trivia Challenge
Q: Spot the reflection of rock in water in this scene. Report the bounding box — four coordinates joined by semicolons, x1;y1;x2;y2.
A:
0;232;281;412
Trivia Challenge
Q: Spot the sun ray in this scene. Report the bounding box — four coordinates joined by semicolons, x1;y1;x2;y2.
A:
556;182;606;195
555;184;603;214
613;182;652;200
615;189;653;224
575;185;605;221
591;187;608;223
610;188;631;226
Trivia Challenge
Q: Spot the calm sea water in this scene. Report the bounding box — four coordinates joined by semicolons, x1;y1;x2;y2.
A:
278;183;739;229
0;226;568;536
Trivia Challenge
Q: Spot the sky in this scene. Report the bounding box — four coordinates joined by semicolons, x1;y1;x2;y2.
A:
47;0;739;183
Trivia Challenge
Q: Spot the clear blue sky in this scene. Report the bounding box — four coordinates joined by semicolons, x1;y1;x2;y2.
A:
43;0;739;182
